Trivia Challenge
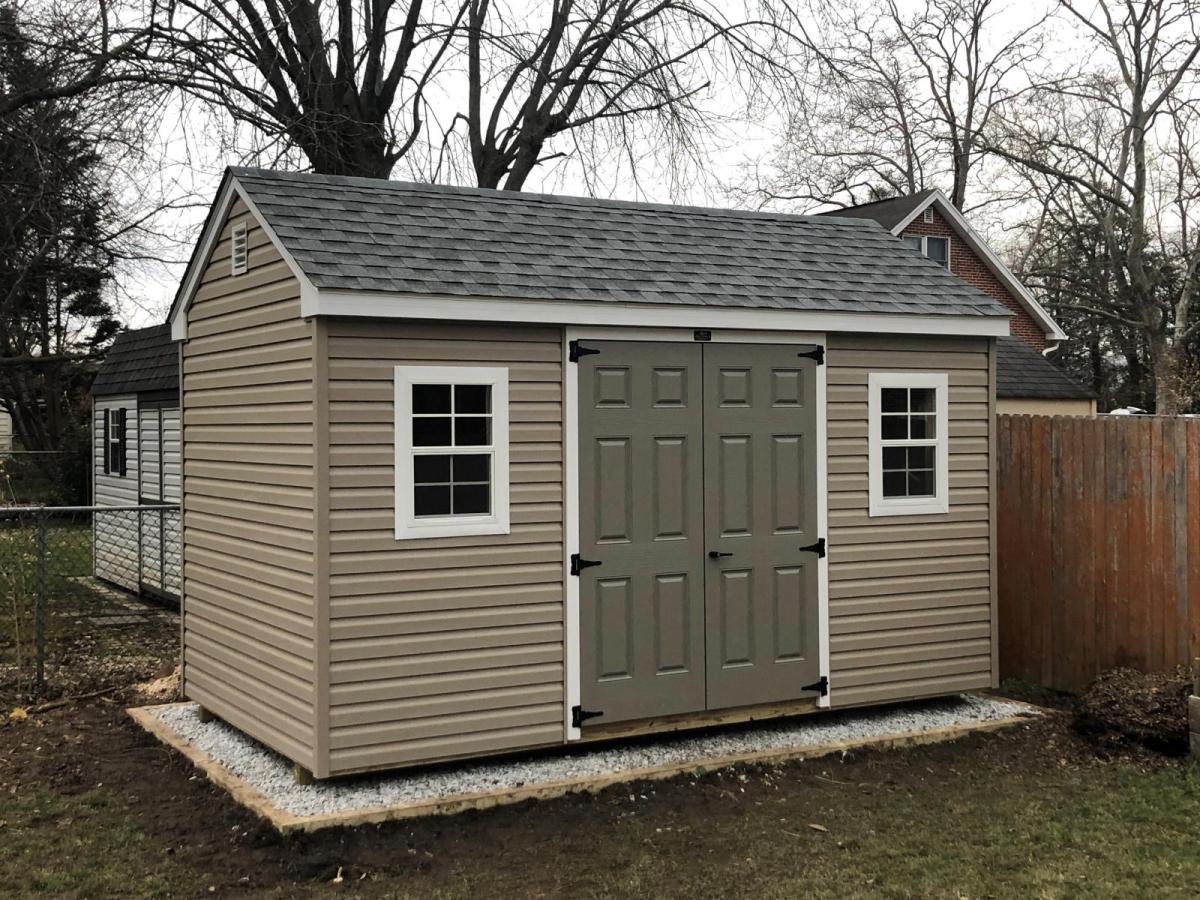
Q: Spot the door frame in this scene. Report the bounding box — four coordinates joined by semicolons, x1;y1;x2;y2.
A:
563;327;831;740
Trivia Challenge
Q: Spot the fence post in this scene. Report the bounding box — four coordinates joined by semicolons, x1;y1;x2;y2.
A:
34;509;46;694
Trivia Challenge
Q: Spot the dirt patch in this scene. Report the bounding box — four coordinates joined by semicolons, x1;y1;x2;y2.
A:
1076;666;1192;754
0;689;1190;899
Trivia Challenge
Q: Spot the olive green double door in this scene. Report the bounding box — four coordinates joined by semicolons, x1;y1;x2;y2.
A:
577;341;823;726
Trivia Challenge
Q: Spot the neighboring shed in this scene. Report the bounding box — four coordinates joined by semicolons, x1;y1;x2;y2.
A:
0;403;11;454
91;324;181;600
169;168;1012;780
995;337;1096;416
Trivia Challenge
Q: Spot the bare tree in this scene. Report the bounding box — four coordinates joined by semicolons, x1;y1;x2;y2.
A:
747;0;1046;210
147;0;801;187
991;0;1200;413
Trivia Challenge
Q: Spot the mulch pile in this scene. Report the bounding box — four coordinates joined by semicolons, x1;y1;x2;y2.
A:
1076;666;1192;754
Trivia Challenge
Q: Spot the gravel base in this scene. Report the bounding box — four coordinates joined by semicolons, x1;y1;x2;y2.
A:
153;695;1035;819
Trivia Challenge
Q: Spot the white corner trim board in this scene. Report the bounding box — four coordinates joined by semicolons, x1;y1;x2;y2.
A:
867;372;950;518
393;365;511;541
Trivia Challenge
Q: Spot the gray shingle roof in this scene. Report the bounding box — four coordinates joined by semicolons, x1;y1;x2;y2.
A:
996;337;1095;400
230;169;1010;320
817;190;937;232
91;324;177;397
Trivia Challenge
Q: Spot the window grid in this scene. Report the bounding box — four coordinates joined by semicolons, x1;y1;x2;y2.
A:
879;387;938;499
410;383;494;519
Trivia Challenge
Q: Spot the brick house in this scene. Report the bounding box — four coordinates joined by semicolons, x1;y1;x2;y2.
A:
825;190;1097;415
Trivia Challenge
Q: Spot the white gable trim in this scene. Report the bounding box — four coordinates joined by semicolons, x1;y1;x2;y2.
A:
890;189;1067;342
306;290;1010;337
169;175;316;341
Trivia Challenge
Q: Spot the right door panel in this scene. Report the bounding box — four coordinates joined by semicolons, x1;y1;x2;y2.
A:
703;344;822;709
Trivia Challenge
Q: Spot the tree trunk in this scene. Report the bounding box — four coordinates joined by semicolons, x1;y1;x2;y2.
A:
1153;339;1185;416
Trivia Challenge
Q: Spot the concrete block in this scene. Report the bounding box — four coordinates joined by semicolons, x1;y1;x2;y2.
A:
1190;696;1200;735
1191;731;1200;760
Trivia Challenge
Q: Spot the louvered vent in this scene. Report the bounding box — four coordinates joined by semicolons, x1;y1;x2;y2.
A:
922;207;934;223
231;221;248;275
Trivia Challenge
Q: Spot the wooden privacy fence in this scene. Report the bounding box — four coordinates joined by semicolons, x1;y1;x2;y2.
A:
997;414;1200;693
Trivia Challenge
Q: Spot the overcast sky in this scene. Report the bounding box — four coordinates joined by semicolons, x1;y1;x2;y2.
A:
118;0;1051;328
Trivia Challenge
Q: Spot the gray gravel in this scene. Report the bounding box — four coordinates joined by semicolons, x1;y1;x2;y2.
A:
153;695;1035;819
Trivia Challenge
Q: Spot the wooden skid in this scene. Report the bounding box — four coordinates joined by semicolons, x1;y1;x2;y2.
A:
128;699;1041;834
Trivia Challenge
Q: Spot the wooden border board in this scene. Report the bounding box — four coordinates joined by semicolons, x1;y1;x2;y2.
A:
128;698;1045;834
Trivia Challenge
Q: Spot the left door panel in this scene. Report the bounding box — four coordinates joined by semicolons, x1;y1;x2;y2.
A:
577;341;707;725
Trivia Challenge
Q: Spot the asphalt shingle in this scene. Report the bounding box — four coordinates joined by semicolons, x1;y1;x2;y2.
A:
91;325;177;397
996;337;1095;400
229;169;1011;321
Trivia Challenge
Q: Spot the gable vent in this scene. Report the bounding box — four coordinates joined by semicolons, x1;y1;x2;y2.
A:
922;207;934;224
231;222;248;275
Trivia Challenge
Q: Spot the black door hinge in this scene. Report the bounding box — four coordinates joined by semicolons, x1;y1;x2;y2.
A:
799;537;826;558
797;346;825;365
570;553;602;576
802;675;829;696
572;705;603;728
569;340;600;363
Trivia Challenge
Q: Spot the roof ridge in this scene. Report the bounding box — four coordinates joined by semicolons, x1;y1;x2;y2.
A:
228;167;878;230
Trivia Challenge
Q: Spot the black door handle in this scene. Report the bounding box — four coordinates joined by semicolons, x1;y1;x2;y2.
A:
708;551;733;559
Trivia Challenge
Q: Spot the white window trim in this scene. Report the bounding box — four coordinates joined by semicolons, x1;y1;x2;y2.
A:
230;221;248;276
868;372;949;518
394;365;510;540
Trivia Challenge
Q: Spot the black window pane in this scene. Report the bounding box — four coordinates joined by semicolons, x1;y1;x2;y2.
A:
910;388;936;413
414;455;451;484
414;485;451;517
455;384;491;414
926;237;949;266
908;469;935;497
455;416;491;446
907;446;935;469
881;388;908;413
882;446;907;470
882;471;907;498
453;483;490;515
413;416;452;446
413;384;451;414
909;414;936;440
452;453;490;483
881;415;908;440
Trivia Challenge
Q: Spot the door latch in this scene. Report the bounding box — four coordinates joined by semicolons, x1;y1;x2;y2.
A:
799;538;826;558
708;550;733;559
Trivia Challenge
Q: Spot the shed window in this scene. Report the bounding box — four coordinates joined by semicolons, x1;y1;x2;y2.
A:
230;222;248;275
395;366;510;539
104;408;128;476
868;373;948;517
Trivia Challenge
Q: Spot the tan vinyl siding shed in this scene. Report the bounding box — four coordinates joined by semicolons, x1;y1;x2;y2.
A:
169;169;1019;779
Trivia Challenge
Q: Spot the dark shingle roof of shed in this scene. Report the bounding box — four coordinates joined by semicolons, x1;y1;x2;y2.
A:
91;324;177;397
996;337;1095;400
817;190;937;232
230;169;1010;320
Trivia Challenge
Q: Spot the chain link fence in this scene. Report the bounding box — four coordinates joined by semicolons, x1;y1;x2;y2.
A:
0;505;180;704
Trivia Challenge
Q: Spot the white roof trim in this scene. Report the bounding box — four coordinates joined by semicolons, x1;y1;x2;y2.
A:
890;189;1067;342
169;174;316;341
308;290;1010;337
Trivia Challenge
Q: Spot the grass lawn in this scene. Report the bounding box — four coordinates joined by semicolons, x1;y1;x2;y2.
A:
1;698;1199;898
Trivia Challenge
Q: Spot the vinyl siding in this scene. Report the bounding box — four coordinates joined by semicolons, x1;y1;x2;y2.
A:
0;406;12;452
93;395;140;591
180;198;319;771
322;321;565;775
826;334;995;706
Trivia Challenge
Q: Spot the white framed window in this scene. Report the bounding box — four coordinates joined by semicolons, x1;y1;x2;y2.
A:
868;372;949;517
104;407;127;476
230;221;248;275
900;234;951;269
394;366;510;540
